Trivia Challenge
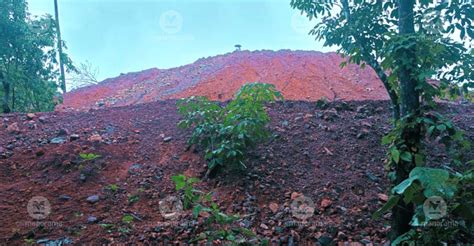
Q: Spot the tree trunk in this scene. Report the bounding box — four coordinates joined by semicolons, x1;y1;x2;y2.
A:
368;60;400;120
54;0;67;93
390;0;420;241
1;73;11;113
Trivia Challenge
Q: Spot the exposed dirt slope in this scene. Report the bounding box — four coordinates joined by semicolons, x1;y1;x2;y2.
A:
63;51;388;110
1;100;472;244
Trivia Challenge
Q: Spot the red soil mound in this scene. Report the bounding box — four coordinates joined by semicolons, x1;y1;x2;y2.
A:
63;50;388;110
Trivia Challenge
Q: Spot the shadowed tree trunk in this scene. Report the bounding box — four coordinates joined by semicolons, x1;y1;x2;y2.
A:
390;0;420;240
1;72;11;113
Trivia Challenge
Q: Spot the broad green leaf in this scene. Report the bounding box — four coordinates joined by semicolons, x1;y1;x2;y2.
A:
391;148;400;163
400;152;412;162
171;174;186;190
193;204;203;218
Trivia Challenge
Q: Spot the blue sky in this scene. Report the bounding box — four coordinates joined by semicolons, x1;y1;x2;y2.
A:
28;0;334;81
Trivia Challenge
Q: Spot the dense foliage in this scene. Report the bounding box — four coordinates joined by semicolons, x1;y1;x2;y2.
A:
0;0;74;113
291;0;473;243
177;83;283;176
375;112;473;243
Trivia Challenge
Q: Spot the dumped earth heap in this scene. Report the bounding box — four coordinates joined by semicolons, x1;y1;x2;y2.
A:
63;50;389;110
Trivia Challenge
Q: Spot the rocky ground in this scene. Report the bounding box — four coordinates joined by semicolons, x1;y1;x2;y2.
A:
62;50;388;111
0;100;472;245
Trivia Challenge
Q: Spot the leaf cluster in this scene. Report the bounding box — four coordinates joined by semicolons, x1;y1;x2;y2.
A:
171;174;268;245
177;82;283;175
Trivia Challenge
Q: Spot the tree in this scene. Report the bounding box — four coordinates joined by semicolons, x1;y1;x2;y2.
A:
69;60;100;90
234;44;242;51
0;0;74;113
291;0;473;242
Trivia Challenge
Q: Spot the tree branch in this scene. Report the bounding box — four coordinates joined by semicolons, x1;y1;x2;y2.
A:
340;0;400;120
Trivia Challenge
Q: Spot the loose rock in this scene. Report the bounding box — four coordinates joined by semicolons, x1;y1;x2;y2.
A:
86;195;99;203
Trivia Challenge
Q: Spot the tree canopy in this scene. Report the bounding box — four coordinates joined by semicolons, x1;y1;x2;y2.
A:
0;0;74;113
291;0;473;243
291;0;473;119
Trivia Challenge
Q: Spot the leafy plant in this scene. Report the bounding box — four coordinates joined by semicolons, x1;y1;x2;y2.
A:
171;174;204;209
99;223;115;234
374;165;474;244
177;82;282;176
107;184;119;193
24;239;35;245
171;174;268;245
121;214;134;224
315;97;329;109
127;194;140;204
79;153;101;161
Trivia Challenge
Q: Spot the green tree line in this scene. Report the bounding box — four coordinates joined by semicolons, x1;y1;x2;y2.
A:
0;0;74;113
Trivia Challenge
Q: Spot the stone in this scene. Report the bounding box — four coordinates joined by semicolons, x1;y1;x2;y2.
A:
86;195;99;203
26;113;36;120
366;171;379;182
128;163;142;174
337;231;348;240
7;123;20;134
70;134;80;141
163;137;172;142
320;198;332;209
50;137;67;144
377;193;388;202
88;134;102;142
87;216;98;223
59;195;72;201
259;223;269;230
269;202;279;213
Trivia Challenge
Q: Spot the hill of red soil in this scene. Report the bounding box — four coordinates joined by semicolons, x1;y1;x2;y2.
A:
1;100;472;244
63;50;388;110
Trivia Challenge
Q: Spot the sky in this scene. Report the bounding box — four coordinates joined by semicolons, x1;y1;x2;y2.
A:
28;0;335;81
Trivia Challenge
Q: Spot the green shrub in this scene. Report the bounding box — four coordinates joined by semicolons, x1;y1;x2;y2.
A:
171;174;268;245
374;164;474;244
177;82;283;176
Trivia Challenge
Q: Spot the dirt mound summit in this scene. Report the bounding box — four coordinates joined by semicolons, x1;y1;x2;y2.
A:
63;50;388;110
